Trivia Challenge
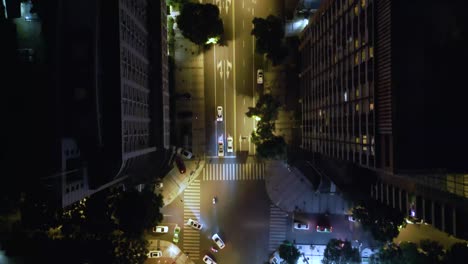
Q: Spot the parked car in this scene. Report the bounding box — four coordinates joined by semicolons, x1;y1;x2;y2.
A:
218;140;224;157
175;156;186;174
316;216;333;233
203;255;217;264
177;147;193;159
186;218;203;230
173;226;181;243
212;233;225;249
257;69;264;84
294;222;309;230
152;226;168;233
227;136;233;153
216;106;223;121
147;251;162;258
174;92;192;100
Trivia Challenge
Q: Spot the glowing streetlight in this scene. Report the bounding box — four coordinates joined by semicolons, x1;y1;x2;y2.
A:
206;36;219;45
252;115;261;121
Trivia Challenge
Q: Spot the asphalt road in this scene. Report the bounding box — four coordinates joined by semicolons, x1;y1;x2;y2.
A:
203;0;284;157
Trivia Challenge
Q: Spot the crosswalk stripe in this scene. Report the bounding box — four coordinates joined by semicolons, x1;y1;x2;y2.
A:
203;163;266;181
183;180;201;260
269;204;288;252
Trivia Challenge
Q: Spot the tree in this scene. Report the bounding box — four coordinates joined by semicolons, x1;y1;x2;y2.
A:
278;240;300;264
256;136;287;160
166;0;190;10
322;239;360;264
111;230;148;264
113;189;163;236
251;15;288;65
445;242;468;263
245;94;286;159
371;243;404;264
351;199;405;242
419;239;444;264
176;3;224;45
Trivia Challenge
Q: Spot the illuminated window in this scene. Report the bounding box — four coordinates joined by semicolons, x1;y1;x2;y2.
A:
344;92;348;102
355;54;359;65
355;104;360;111
369;47;374;58
355;39;359;49
355;137;360;143
356;88;360;97
361;0;366;8
319;110;322;117
361;50;366;61
363;135;368;144
369;103;374;111
354;5;359;16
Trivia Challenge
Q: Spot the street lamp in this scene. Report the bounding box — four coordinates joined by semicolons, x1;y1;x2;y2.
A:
206;37;219;45
252;115;261;121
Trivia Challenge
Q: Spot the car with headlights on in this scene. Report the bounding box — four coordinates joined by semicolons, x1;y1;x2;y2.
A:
211;233;225;249
186;218;203;230
216;106;223;121
203;255;217;264
152;226;168;233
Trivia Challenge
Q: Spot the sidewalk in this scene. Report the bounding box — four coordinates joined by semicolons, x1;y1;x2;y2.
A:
159;156;205;207
146;239;195;264
264;160;351;214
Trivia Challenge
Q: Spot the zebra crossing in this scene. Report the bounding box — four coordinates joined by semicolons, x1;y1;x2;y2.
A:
182;180;201;260
203;163;265;181
268;204;289;251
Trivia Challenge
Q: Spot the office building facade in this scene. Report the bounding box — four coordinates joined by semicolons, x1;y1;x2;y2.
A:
299;0;468;238
42;0;169;208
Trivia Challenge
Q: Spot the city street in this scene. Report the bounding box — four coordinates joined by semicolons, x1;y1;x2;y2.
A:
161;158;282;264
165;0;371;263
203;0;284;157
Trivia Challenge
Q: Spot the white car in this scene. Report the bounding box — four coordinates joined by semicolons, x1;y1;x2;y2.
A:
216;106;223;121
186;218;203;230
203;255;217;264
212;233;225;249
227;136;233;153
147;251;162;258
218;140;224;157
294;222;309;230
152;226;168;233
257;69;264;84
177;147;193;159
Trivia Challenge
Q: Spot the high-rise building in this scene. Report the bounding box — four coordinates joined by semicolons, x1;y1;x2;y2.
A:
41;0;169;208
299;0;468;238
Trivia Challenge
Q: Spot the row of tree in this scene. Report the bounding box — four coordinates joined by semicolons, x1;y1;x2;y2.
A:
371;240;468;264
175;1;290;66
2;185;164;263
275;238;468;264
246;94;287;159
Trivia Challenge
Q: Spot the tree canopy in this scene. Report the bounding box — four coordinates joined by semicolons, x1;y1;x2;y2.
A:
322;239;361;264
370;240;466;264
176;3;224;45
251;15;288;65
114;188;164;236
351;199;405;242
278;240;301;264
246;94;287;159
